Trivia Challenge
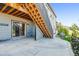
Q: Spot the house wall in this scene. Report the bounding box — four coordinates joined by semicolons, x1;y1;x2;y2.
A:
35;3;53;38
0;13;43;40
0;13;11;40
36;25;43;40
0;13;30;40
44;4;57;38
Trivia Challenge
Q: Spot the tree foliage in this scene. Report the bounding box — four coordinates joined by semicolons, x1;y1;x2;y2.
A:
70;24;79;38
56;22;79;42
56;22;69;36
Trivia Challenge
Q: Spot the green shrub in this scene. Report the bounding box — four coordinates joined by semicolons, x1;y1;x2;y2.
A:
71;38;79;56
64;35;71;42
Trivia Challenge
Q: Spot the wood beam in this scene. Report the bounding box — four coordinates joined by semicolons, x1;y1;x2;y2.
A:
0;5;7;12
7;8;14;14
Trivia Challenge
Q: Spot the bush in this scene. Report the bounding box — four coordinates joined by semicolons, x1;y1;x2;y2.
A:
64;35;71;42
71;38;79;56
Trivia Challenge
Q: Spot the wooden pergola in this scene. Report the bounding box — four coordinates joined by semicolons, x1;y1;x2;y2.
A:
0;3;52;38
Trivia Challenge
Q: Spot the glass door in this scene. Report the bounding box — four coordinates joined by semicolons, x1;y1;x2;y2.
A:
26;24;36;38
12;21;25;37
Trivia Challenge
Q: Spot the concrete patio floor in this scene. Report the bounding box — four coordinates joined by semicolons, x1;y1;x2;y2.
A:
0;38;74;56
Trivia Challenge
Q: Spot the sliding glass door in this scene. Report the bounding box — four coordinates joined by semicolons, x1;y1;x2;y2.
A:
26;24;36;38
12;21;25;37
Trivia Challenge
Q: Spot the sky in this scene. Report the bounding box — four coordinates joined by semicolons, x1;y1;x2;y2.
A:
50;3;79;27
